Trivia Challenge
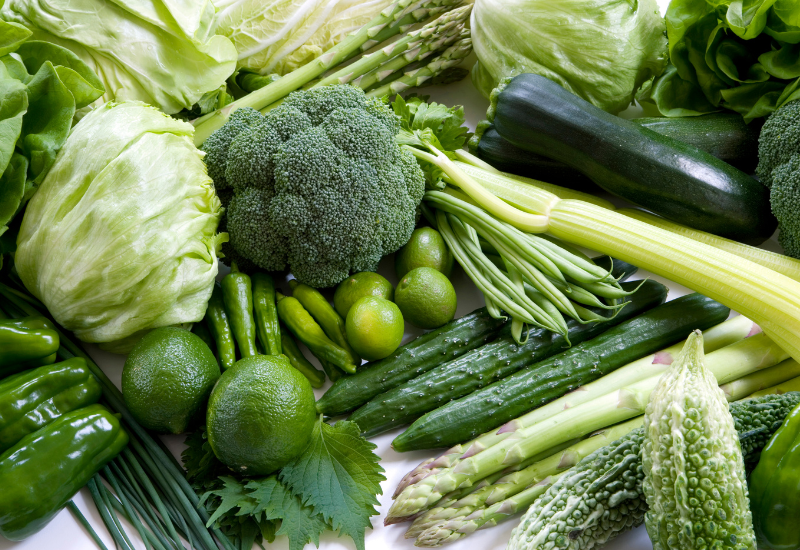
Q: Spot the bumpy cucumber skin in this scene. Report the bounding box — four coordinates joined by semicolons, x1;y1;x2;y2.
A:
506;393;800;550
351;280;666;438
392;292;730;451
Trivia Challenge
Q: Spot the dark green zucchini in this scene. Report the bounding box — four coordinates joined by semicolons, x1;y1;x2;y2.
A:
317;255;637;417
471;114;761;182
391;292;730;451
349;278;667;438
489;74;776;244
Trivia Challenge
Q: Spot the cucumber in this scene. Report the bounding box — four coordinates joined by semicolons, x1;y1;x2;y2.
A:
349;279;667;438
317;256;637;417
391;292;730;451
489;74;776;244
471;114;760;182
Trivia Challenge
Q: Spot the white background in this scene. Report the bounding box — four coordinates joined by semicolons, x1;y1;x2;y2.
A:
2;1;783;547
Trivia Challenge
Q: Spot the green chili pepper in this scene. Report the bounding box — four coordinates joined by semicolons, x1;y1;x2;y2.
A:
750;403;800;549
320;359;343;383
276;293;357;374
280;327;325;388
191;320;217;357
0;404;128;541
0;358;102;453
221;263;258;359
289;280;361;366
0;316;60;379
205;284;236;370
253;273;281;355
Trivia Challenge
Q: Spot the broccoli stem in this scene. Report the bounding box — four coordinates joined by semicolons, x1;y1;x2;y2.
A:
192;0;468;145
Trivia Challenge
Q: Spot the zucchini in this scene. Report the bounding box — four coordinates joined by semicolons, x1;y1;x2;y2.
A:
391;291;730;451
349;279;667;438
489;74;776;244
318;255;637;417
471;114;760;182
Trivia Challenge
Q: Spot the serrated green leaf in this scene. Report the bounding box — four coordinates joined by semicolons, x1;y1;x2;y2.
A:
392;94;469;153
203;476;256;528
279;419;385;550
246;476;327;550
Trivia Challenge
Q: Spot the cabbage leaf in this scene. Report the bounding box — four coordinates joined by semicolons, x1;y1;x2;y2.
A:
15;102;225;352
470;0;668;114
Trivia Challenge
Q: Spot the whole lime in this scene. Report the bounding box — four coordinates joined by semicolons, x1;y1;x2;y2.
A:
122;327;220;435
395;267;457;329
206;355;316;476
395;227;453;279
345;296;404;361
333;272;394;318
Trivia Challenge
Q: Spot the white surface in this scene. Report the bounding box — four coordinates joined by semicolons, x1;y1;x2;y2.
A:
2;8;778;548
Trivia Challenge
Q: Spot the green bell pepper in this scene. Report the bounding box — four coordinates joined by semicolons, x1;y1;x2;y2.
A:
750;402;800;549
0;404;128;541
0;357;102;453
0;316;59;378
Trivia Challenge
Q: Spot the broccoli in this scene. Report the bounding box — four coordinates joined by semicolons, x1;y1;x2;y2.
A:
203;86;425;287
757;100;800;258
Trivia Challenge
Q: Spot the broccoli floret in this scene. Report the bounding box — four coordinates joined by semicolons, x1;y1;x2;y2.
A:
206;85;425;287
757;99;800;188
769;153;800;257
202;107;263;190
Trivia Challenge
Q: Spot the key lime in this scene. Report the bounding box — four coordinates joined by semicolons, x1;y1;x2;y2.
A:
395;227;453;279
345;296;404;361
122;327;220;435
206;355;316;476
395;267;457;329
333;272;394;318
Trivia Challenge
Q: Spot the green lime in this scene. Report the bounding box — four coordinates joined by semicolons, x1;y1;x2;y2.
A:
122;327;220;435
395;267;457;329
345;296;404;361
333;272;394;318
206;355;316;476
395;227;454;279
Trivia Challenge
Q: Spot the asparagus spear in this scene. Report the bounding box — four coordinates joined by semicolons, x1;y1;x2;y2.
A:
386;329;788;522
747;364;800;397
392;315;754;499
192;0;467;144
411;358;800;547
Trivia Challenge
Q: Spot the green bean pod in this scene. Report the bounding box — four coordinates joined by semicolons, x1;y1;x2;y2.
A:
276;293;357;374
221;264;258;359
289;280;360;366
280;328;325;388
205;284;236;370
253;273;282;356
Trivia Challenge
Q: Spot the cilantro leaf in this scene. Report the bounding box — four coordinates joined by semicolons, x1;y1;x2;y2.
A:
247;476;328;550
279;419;385;550
202;476;255;527
182;427;228;491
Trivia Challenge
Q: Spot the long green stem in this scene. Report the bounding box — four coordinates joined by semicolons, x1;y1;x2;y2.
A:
387;322;785;521
747;368;800;398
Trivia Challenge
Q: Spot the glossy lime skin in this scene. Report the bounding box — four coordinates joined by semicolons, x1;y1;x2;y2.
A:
333;272;394;318
345;297;404;361
394;267;457;329
395;227;453;279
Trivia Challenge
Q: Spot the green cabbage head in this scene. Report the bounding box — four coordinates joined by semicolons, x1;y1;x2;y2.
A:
15;102;225;353
471;0;669;114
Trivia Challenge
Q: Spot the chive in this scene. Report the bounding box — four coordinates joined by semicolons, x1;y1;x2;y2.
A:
67;501;110;550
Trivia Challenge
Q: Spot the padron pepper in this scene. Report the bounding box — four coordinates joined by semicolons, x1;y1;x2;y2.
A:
221;263;258;358
279;326;325;388
0;404;128;541
750;402;800;550
0;316;59;378
0;357;102;453
205;283;236;370
276;293;357;374
253;272;281;356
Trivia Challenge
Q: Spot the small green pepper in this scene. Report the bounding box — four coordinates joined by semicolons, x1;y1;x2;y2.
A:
221;263;258;358
0;316;59;379
191;320;217;357
289;280;360;366
750;403;800;549
253;273;281;355
280;327;325;388
0;358;102;453
205;284;236;370
276;293;357;374
0;404;128;541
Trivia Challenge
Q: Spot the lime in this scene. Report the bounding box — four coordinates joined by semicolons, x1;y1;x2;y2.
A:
122;327;220;435
345;296;404;361
206;355;316;476
395;227;453;279
333;272;394;318
395;267;457;329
